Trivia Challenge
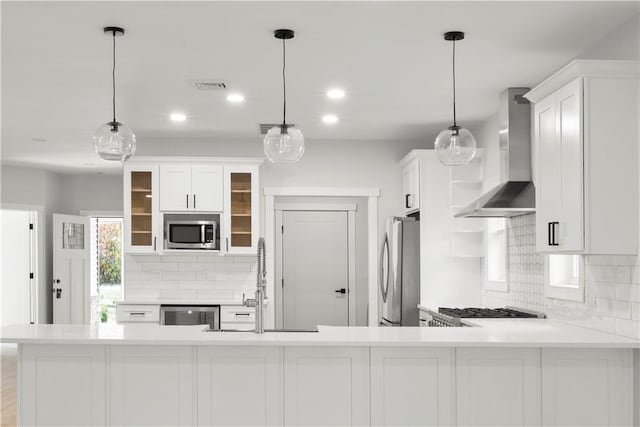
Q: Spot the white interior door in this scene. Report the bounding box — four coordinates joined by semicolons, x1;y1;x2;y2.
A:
278;210;349;329
53;213;90;324
1;209;36;326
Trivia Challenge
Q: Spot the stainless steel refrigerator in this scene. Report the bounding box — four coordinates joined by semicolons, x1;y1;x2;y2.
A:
379;217;420;326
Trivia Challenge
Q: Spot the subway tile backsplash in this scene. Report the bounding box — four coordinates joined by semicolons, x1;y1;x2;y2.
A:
483;214;640;339
124;254;257;302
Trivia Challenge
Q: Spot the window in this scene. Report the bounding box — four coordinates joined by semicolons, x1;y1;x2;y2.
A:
485;218;508;291
545;254;584;301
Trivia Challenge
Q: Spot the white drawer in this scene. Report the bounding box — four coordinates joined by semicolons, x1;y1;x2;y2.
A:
220;306;255;323
116;304;160;323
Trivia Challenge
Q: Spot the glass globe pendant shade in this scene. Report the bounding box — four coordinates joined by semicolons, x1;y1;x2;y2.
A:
434;125;476;166
263;125;305;163
93;121;136;162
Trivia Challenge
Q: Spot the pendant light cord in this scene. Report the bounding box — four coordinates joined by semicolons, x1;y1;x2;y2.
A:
282;37;287;127
452;38;457;128
112;31;117;124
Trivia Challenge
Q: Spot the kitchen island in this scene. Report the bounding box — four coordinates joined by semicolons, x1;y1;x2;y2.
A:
2;321;639;426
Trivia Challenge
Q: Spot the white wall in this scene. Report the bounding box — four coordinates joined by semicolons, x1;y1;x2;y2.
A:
577;13;640;61
58;173;123;214
1;165;64;323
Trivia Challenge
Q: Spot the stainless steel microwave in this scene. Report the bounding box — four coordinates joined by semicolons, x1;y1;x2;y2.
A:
166;220;217;250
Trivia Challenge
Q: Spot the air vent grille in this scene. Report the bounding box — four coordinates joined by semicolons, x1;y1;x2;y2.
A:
190;80;228;90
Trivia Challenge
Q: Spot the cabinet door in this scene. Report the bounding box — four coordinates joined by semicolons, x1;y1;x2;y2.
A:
402;159;420;214
370;347;454;426
556;78;584;252
191;165;224;212
20;344;107;427
284;347;369;426
542;348;633;427
535;95;561;252
223;165;259;254
197;346;283;426
160;164;192;211
111;346;194;426
456;348;541;427
124;164;160;253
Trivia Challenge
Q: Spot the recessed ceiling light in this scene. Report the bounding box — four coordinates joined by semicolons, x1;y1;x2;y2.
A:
326;88;345;99
227;93;245;103
322;114;339;124
170;112;187;122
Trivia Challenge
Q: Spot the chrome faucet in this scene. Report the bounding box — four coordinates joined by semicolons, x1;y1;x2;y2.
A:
243;237;266;333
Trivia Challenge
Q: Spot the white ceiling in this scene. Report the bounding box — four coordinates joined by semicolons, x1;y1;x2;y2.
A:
1;1;638;173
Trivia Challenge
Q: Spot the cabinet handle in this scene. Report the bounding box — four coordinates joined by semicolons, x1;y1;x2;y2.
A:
226;237;229;252
153;236;157;251
234;313;250;317
186;194;189;209
129;312;146;316
548;222;559;246
335;288;347;294
193;194;196;210
405;194;411;209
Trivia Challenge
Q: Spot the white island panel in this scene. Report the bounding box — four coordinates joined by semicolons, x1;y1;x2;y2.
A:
542;348;633;426
284;347;369;426
110;346;194;426
370;347;455;426
456;348;541;427
197;346;283;427
20;345;107;427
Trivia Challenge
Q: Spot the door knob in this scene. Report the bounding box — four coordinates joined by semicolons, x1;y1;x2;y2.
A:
334;288;347;294
55;288;62;299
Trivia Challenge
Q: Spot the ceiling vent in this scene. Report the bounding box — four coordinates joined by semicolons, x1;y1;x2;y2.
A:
258;123;296;135
190;80;228;90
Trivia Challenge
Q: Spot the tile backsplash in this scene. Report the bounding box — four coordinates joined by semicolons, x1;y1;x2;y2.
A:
124;254;257;302
483;214;640;339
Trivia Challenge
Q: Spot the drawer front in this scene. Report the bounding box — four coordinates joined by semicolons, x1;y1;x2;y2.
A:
220;306;255;323
116;305;160;323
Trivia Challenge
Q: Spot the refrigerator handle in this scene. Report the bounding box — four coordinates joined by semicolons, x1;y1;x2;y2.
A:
380;234;390;303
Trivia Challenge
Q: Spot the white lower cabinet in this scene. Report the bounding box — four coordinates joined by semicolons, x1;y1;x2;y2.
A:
197;346;283;426
456;348;541;427
370;347;455;426
20;345;107;427
541;348;633;427
284;347;370;426
110;346;195;426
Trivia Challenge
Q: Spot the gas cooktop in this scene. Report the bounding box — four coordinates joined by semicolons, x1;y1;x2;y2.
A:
438;307;542;319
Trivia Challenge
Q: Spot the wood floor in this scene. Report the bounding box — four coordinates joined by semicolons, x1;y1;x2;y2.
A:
1;344;17;427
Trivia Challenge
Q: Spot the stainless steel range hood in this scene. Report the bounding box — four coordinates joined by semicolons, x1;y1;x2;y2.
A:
455;87;535;218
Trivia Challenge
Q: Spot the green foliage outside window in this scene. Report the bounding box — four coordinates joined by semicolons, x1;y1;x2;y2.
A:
99;223;121;284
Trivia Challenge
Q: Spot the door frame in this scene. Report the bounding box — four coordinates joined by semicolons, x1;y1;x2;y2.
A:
264;187;380;328
275;204;357;328
1;203;43;324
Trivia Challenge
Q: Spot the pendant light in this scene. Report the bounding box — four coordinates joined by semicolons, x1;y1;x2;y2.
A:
434;31;476;166
263;29;305;163
93;26;136;162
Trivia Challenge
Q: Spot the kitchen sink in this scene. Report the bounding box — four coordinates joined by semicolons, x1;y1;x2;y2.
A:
205;328;319;333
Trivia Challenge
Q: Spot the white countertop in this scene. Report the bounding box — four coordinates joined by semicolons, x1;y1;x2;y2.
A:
1;320;639;348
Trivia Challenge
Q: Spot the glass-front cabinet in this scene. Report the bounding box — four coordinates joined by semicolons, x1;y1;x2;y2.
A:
124;164;160;254
223;165;259;254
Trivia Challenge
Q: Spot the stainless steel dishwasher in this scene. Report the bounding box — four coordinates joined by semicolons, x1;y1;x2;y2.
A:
160;305;220;330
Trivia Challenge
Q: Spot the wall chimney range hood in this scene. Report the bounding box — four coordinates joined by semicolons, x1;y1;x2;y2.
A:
455;87;535;218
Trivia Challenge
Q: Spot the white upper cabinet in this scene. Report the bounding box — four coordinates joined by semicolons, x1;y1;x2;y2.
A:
526;60;639;254
123;164;161;254
401;157;421;214
159;164;223;212
223;165;260;254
